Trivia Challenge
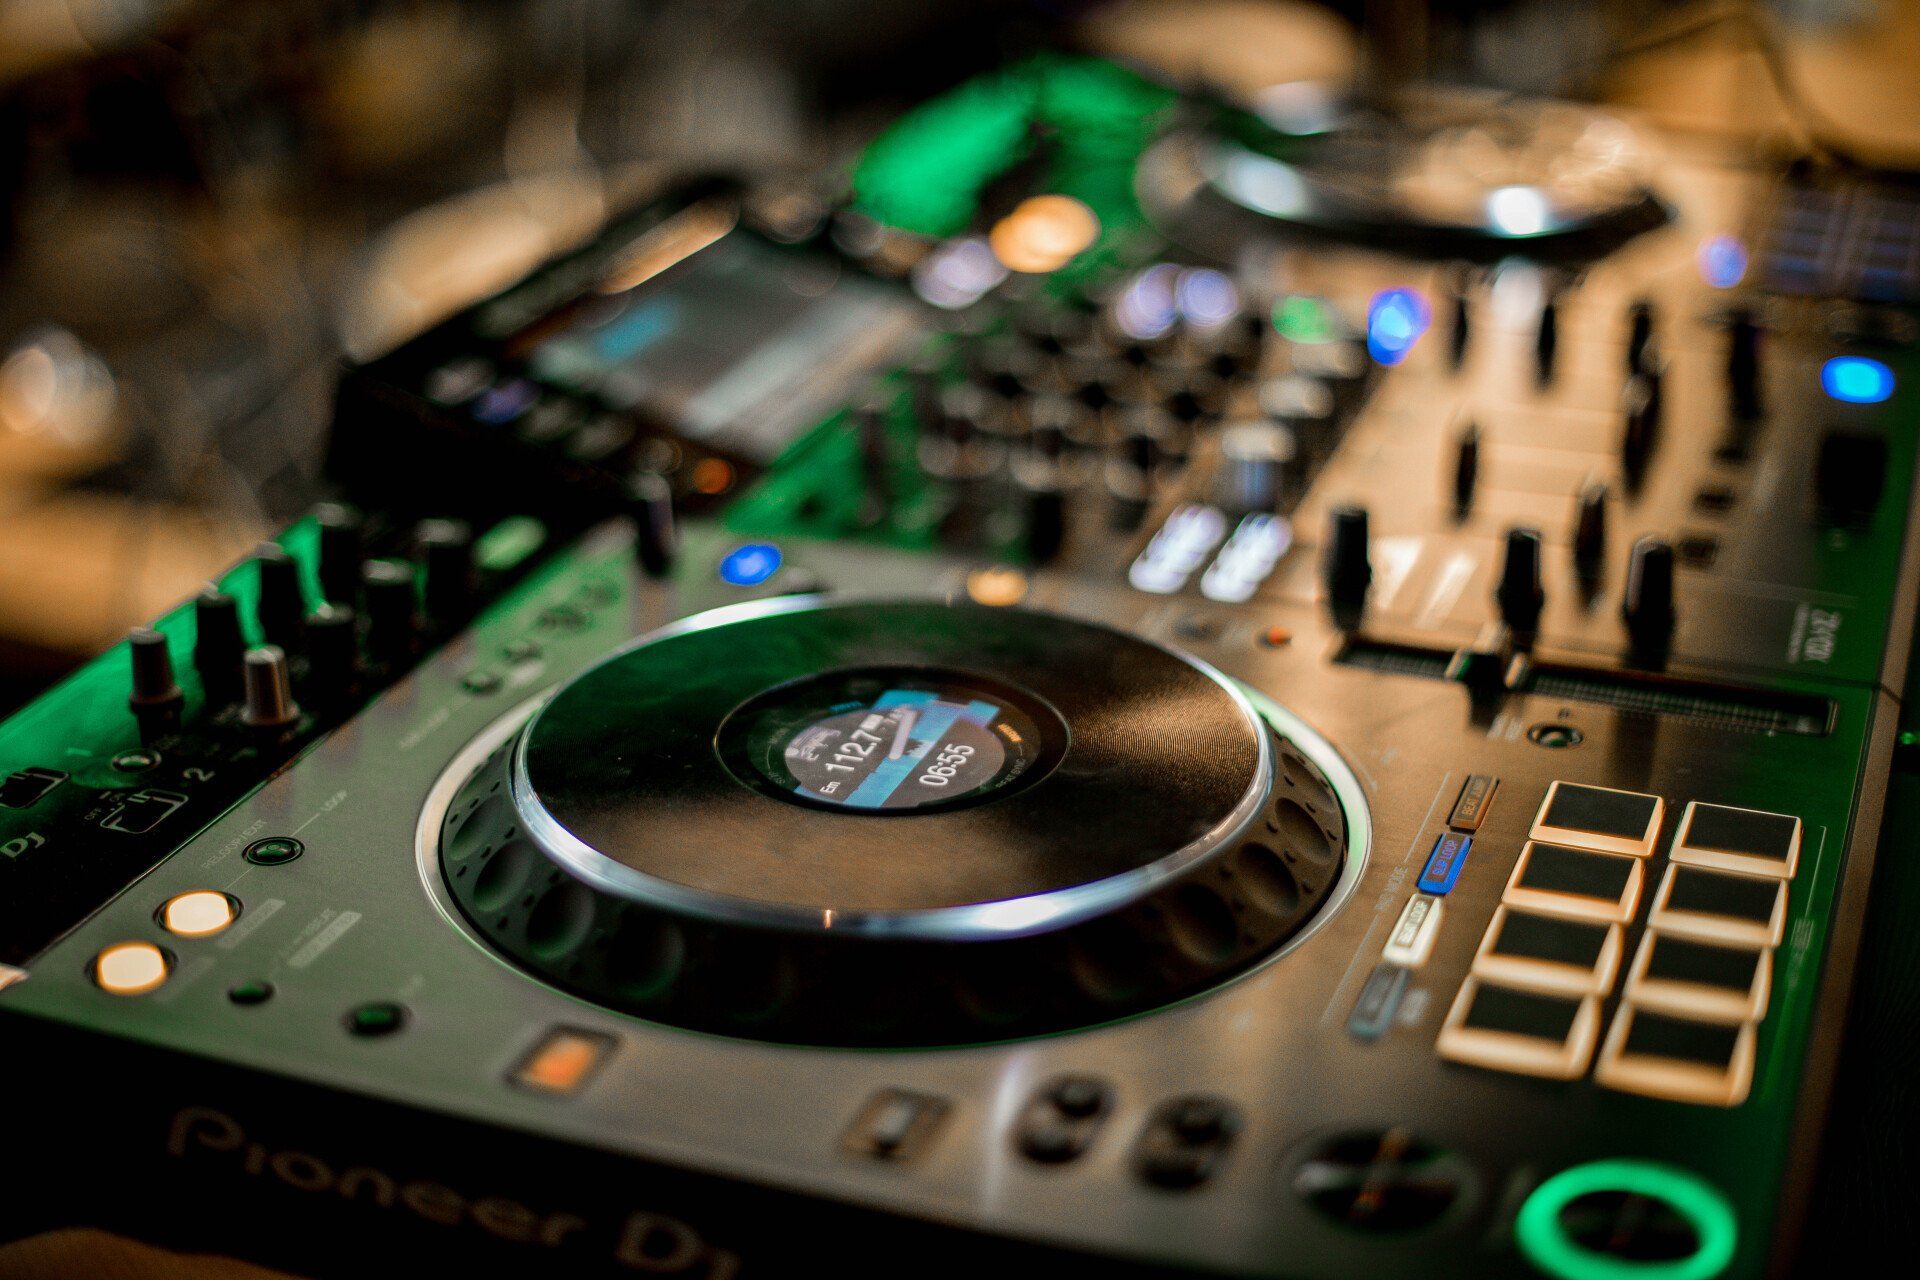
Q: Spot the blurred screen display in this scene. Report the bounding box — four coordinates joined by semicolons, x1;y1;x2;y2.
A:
513;228;920;463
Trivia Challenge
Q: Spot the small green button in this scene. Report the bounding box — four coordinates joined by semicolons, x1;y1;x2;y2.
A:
244;837;303;866
228;981;274;1006
112;748;162;773
347;1001;407;1037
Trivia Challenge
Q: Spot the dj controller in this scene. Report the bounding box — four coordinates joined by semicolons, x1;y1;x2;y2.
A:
4;55;1918;1279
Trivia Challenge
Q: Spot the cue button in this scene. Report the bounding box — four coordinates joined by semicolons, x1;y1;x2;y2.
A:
1436;979;1601;1080
158;890;239;938
1503;842;1644;924
1624;931;1771;1023
93;941;171;995
1595;1004;1755;1107
1669;801;1802;879
1470;907;1622;997
1648;863;1787;949
1529;781;1664;858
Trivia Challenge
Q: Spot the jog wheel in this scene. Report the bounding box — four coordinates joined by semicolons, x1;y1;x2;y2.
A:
435;599;1362;1046
1139;91;1669;264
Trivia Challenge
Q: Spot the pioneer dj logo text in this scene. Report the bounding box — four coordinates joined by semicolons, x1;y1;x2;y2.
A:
167;1106;742;1276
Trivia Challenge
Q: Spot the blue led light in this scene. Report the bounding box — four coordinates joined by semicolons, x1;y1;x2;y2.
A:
1698;234;1749;289
1366;287;1430;366
1417;832;1473;895
1823;356;1895;404
719;543;783;586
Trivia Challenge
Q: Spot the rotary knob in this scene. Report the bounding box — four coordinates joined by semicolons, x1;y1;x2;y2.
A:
1451;422;1480;517
315;503;364;606
628;473;678;577
1626;299;1655;375
128;627;183;731
254;544;307;652
1322;505;1372;627
242;646;299;730
193;587;245;705
1572;481;1609;584
1727;307;1763;421
1534;293;1560;386
1622;536;1677;663
1495;527;1546;643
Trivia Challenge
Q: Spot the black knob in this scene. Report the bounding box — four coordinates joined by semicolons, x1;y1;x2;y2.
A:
417;519;475;622
1728;308;1762;421
241;646;300;730
1494;527;1546;641
943;382;988;445
361;559;417;663
128;627;183;723
627;473;677;578
970;335;1042;407
1193;318;1258;381
1452;422;1480;517
905;349;946;432
1117;406;1171;477
1218;421;1296;515
852;393;893;527
1626;300;1655;374
1534;294;1560;386
1323;505;1372;625
193;587;245;704
1620;366;1663;484
1815;429;1888;526
1019;468;1067;565
254;544;306;651
922;384;997;480
1572;481;1609;582
1161;374;1223;427
1622;536;1676;660
1026;394;1077;462
314;503;364;605
1060;353;1128;423
1448;285;1471;371
305;604;358;706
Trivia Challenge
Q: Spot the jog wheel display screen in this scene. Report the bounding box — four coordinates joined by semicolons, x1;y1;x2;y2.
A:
720;669;1063;813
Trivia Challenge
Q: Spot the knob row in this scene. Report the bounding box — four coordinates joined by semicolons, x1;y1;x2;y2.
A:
1321;506;1678;661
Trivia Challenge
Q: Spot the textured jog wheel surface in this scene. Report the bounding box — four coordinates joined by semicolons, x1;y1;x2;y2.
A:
438;599;1356;1046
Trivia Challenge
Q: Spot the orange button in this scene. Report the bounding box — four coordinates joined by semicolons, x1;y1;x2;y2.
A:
94;941;171;995
160;890;238;938
966;566;1028;607
511;1028;615;1094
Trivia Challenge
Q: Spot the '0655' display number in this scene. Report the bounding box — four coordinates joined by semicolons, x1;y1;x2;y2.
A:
919;743;974;787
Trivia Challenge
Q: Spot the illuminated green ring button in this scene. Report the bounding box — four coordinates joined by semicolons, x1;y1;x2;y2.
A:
1516;1160;1737;1280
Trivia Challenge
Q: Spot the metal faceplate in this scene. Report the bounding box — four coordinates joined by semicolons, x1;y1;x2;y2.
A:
0;515;1884;1278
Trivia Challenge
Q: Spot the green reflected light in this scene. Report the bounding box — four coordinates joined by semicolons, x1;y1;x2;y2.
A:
1273;295;1338;344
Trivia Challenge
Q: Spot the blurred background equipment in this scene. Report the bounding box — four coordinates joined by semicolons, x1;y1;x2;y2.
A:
0;0;1040;698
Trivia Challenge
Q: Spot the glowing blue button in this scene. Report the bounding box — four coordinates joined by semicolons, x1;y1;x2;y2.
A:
1822;356;1894;405
1417;831;1472;895
1367;287;1431;367
719;543;783;586
1698;235;1749;289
